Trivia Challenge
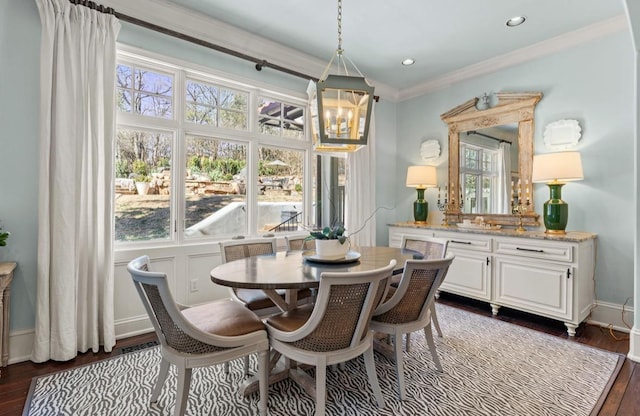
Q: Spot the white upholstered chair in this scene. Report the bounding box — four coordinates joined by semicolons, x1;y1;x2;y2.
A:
400;235;449;341
265;260;396;416
127;255;269;416
371;254;454;400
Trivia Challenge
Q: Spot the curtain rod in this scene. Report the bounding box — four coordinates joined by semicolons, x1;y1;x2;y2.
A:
69;0;380;102
466;130;511;145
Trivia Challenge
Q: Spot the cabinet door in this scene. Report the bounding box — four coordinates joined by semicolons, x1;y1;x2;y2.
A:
439;249;491;301
494;256;573;321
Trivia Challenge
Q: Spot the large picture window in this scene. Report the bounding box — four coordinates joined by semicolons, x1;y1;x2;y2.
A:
114;51;309;244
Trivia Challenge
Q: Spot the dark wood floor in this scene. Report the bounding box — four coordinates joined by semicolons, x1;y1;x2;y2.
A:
1;294;637;416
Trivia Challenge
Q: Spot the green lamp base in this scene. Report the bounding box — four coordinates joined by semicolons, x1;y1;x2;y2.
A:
413;188;428;224
543;183;569;234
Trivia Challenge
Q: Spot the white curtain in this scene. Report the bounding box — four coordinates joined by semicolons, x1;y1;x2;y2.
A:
345;112;376;246
496;142;511;214
33;0;121;362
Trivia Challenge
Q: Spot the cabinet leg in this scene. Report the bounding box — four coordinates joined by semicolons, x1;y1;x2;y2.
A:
490;303;500;316
564;323;577;337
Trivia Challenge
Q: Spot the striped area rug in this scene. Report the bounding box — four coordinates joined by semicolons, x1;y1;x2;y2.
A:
24;304;623;416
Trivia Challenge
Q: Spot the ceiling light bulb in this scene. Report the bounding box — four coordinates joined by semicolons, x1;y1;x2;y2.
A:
401;58;415;66
506;16;526;27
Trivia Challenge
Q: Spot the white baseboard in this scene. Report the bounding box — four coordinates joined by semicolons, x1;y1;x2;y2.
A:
586;300;634;333
628;327;640;363
5;316;154;366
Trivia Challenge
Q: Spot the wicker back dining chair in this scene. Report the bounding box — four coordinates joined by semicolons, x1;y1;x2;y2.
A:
371;254;455;400
400;235;449;341
127;255;269;416
284;234;316;251
219;237;312;316
264;260;396;416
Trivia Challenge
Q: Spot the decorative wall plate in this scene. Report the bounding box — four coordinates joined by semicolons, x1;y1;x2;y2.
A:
543;119;581;150
420;139;441;161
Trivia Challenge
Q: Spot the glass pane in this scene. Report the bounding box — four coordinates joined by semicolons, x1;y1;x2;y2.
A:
220;88;248;111
115;130;173;242
257;147;304;233
186;80;218;105
186;102;217;125
184;136;247;238
135;69;173;96
117;88;131;113
220;109;247;130
482;177;492;213
258;97;304;140
116;64;132;88
464;148;478;169
482;152;492;172
463;174;478;214
137;94;172;119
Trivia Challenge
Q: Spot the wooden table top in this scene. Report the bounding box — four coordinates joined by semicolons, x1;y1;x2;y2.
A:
210;246;423;290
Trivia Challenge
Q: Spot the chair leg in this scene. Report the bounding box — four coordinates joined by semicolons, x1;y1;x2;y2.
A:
243;355;250;376
315;357;327;416
393;330;407;401
364;345;385;408
151;357;170;402
405;333;412;353
224;361;230;374
257;350;269;416
174;366;193;416
431;303;443;337
424;325;443;372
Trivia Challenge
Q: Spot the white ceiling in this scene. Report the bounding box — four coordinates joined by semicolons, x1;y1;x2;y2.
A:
136;1;627;95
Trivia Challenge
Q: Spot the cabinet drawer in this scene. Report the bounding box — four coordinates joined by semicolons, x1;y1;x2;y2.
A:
435;232;492;253
494;239;572;262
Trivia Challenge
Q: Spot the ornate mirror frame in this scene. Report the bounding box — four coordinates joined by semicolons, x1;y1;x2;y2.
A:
440;92;543;227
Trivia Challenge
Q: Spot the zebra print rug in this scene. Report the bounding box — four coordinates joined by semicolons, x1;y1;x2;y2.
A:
24;304;623;416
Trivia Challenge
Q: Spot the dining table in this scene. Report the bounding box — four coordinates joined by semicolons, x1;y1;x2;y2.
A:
209;245;424;395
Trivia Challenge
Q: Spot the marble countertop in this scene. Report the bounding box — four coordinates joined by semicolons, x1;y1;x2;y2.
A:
389;222;597;243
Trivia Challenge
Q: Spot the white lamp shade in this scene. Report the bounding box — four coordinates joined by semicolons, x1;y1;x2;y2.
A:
406;165;438;188
532;151;584;183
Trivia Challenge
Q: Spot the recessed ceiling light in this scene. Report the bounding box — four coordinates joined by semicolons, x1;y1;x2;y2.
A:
506;16;526;27
401;58;415;66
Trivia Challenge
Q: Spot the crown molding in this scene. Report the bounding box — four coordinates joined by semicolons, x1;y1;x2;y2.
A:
398;14;629;101
100;0;399;101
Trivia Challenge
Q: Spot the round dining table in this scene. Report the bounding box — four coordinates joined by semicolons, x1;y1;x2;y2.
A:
210;245;423;312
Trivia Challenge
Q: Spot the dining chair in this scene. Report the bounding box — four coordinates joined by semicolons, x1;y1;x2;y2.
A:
127;255;269;416
284;234;316;251
371;254;455;400
264;260;396;416
400;235;449;342
219;237;313;316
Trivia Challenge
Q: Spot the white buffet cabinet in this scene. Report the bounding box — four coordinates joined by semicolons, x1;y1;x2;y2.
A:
388;223;597;336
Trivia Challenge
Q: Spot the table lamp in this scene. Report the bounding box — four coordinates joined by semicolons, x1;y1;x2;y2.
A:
406;165;437;224
532;151;584;234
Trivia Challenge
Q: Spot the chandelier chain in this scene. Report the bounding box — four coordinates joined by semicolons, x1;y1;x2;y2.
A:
337;0;343;54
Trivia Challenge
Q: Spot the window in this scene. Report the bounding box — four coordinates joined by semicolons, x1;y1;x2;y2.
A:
117;64;173;119
460;143;498;214
114;52;309;244
186;79;248;129
115;129;173;241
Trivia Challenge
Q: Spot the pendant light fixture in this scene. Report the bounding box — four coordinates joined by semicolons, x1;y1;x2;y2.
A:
310;0;375;152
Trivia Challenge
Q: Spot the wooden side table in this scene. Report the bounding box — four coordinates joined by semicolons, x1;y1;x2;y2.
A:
0;262;16;378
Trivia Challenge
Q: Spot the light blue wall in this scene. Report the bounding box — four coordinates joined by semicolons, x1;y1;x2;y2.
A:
396;31;636;305
0;0;41;331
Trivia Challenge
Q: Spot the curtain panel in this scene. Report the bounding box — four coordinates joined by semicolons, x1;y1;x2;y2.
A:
33;0;121;362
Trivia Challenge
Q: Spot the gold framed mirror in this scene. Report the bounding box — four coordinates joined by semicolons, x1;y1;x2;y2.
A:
440;92;542;227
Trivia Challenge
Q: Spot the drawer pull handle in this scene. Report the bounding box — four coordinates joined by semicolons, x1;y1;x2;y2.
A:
516;247;544;253
451;240;472;245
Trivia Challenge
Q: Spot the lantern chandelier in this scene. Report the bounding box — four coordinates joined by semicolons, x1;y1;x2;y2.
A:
311;0;375;152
